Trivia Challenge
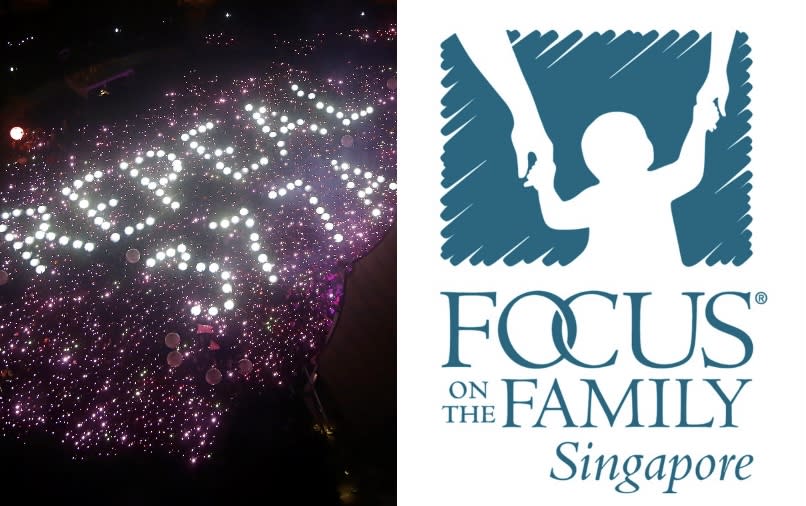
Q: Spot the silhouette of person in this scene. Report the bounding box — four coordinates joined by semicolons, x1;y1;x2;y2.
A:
461;31;732;265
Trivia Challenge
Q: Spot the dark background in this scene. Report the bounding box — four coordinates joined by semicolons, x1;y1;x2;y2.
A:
0;1;396;504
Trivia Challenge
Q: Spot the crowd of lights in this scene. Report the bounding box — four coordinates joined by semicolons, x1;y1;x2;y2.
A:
0;28;396;463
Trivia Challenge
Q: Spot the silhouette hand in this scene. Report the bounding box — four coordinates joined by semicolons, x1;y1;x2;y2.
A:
511;113;553;181
523;157;556;189
694;101;720;133
697;72;729;117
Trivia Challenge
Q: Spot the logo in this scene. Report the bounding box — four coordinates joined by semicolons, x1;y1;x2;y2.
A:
439;30;752;266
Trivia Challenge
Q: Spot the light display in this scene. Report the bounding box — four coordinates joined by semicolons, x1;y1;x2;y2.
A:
0;35;396;463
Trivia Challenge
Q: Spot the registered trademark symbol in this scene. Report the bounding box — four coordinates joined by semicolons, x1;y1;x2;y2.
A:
755;292;768;304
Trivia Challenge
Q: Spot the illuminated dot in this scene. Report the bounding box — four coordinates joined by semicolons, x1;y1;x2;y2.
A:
334;234;344;243
208;307;219;316
146;258;156;267
110;233;120;242
269;275;278;283
220;219;230;228
146;150;155;157
245;104;253;111
260;157;268;165
221;271;231;281
250;243;260;252
177;244;187;253
191;305;201;316
325;222;334;231
245;218;255;227
209;263;220;273
366;106;374;113
262;262;273;272
196;263;206;272
222;283;232;293
258;253;268;263
316;101;324;109
239;208;248;216
79;200;89;209
224;300;234;310
351;113;359;120
145;216;156;226
268;191;277;199
326;106;334;113
209;222;218;230
72;240;83;249
156;252;166;261
178;262;187;271
124;226;134;235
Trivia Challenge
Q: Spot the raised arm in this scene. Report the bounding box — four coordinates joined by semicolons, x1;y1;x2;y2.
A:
656;31;734;196
459;31;554;180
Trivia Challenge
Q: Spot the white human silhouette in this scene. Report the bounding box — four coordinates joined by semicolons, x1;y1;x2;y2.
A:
461;31;733;265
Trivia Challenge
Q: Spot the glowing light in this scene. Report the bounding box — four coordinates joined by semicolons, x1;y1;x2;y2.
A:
9;126;24;140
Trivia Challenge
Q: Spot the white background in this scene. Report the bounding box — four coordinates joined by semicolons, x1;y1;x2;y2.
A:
397;0;805;504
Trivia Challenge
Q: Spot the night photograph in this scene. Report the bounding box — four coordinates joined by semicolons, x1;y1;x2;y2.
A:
0;1;396;504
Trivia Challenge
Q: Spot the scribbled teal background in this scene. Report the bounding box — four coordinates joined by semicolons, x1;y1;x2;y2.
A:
440;31;752;266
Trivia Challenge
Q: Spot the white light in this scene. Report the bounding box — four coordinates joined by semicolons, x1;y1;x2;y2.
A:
72;240;83;249
315;206;324;215
334;234;344;243
286;183;295;190
223;167;231;175
190;141;198;149
182;252;191;261
224;300;234;310
42;213;51;221
35;231;45;240
130;168;139;177
146;150;155;157
2;232;10;240
209;222;218;230
310;124;318;132
181;134;189;141
124;226;134;235
94;217;104;225
351;113;359;120
30;258;40;267
308;92;315;99
79;200;89;209
245;104;253;112
59;236;69;245
347;182;355;189
239;208;248;216
222;283;232;293
215;149;223;157
249;232;259;242
136;223;145;230
250;242;260;252
24;236;34;245
22;251;31;260
168;153;176;161
111;233;120;242
342;119;351;126
258;253;268;263
36;265;46;274
196;146;205;155
178;262;187;271
269;275;278;283
245;218;255;227
389;182;397;190
277;140;285;148
220;219;230;228
166;248;176;257
37;205;47;214
191;305;201;316
326;105;334;113
320;128;328;135
262;262;273;272
291;84;299;91
13;242;22;250
109;198;119;207
316;101;324;109
209;263;220;273
297;90;304;97
231;216;240;224
221;271;231;281
156;251;166;261
325;222;334;231
268;191;277;199
280;149;287;157
146;258;156;267
287;123;296;131
196;263;206;272
84;243;95;252
189;129;197;136
46;232;56;241
366;106;374;114
62;187;71;196
259;106;266;114
135;156;143;164
206;122;213;129
157;150;165;157
69;194;78;201
321;213;330;221
278;188;287;197
336;112;344;119
145;216;156;226
260;157;268;166
162;197;171;205
198;125;206;133
177;244;187;253
233;172;242;180
171;201;180;210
